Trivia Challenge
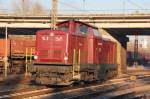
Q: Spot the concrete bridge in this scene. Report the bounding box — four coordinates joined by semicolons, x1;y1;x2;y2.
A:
0;13;150;28
1;13;150;74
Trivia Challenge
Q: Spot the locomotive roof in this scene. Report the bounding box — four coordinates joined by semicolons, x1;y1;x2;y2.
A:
57;20;98;29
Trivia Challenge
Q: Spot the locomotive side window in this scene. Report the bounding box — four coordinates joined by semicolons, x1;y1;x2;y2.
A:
58;23;69;32
93;29;100;36
76;24;88;34
80;25;88;33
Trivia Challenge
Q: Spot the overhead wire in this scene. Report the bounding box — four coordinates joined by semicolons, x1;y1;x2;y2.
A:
58;1;88;13
57;0;150;14
127;0;145;10
50;0;149;13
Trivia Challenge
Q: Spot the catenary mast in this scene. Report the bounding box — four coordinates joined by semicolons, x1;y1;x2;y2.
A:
51;0;58;29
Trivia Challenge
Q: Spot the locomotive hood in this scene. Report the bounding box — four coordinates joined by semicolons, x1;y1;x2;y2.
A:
34;30;69;64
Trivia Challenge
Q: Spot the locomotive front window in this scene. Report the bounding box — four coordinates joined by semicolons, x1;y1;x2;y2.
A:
76;24;88;34
58;24;69;32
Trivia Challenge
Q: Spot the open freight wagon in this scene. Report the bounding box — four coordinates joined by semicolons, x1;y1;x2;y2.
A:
0;38;35;74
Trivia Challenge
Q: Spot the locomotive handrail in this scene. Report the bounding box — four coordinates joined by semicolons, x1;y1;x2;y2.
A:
78;49;80;75
25;48;28;76
73;49;76;77
73;49;81;79
30;48;33;63
25;48;33;77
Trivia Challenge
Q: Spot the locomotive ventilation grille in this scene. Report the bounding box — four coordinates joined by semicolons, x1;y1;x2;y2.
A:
39;50;62;59
40;50;48;58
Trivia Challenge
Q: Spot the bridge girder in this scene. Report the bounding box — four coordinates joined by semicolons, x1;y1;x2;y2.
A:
0;14;150;29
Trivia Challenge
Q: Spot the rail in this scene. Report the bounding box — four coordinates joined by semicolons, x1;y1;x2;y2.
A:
28;74;150;99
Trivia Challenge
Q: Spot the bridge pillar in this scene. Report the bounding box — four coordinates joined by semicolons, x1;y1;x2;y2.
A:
119;36;128;74
99;28;128;75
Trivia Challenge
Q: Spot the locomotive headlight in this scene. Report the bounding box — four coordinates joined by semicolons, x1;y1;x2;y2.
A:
34;55;38;59
64;56;68;61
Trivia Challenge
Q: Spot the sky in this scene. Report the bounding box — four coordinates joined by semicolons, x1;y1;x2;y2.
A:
0;0;150;48
0;0;150;14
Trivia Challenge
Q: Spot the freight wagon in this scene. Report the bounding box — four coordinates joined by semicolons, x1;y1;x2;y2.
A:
0;39;10;73
30;20;118;85
0;38;35;73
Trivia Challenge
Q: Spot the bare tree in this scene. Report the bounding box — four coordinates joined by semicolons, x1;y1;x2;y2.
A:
30;1;46;15
12;0;45;15
12;0;30;15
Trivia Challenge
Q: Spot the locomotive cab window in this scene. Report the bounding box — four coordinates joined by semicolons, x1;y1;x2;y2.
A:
76;24;88;34
93;29;101;37
58;23;69;32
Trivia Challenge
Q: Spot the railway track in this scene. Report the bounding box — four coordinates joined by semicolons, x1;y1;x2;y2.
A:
95;85;150;99
0;73;149;99
0;86;49;99
30;76;150;99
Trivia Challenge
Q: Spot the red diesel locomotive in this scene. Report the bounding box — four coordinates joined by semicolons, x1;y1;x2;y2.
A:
31;20;117;85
